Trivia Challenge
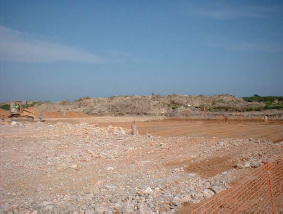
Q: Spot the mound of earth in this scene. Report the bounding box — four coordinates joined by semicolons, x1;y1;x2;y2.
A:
35;94;264;117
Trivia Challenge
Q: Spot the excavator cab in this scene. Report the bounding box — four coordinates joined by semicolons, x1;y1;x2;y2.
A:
10;101;21;115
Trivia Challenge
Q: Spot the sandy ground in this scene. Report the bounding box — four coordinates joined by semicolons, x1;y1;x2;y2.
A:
0;115;282;213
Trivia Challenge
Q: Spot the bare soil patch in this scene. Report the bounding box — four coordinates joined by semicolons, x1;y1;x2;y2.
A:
97;119;283;143
0;109;9;118
43;111;91;118
167;156;237;178
184;157;236;178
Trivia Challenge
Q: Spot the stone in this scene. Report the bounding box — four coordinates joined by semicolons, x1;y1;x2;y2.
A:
95;206;106;213
173;167;183;173
243;161;251;168
106;166;114;170
154;187;160;192
11;121;17;126
70;164;78;169
210;185;226;194
41;201;52;206
203;181;211;188
144;187;153;194
124;203;135;213
114;203;122;210
191;192;203;200
45;205;53;209
203;189;215;199
120;128;126;136
250;161;261;168
236;163;244;169
182;195;192;202
106;154;114;160
105;185;117;191
191;199;201;204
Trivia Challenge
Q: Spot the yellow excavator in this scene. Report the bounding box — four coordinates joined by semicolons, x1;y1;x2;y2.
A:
9;101;45;121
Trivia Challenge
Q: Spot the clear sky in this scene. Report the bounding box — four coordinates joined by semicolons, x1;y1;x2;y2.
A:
0;0;282;102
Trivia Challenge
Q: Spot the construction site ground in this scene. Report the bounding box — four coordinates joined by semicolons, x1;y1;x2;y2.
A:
0;114;282;213
96;118;283;143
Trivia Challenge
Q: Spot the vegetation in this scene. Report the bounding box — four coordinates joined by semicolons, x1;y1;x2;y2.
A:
21;101;39;108
242;96;283;103
75;96;91;102
172;106;178;110
207;104;283;112
241;95;283;111
264;104;283;110
0;101;40;110
0;104;10;110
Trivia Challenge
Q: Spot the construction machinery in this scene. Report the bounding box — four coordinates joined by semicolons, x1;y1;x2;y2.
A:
9;101;35;121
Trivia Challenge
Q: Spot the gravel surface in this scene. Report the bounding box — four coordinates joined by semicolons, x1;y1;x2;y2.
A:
0;121;282;213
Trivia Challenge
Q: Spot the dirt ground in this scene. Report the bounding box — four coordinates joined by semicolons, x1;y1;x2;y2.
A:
97;119;283;143
0;109;9;118
0;115;282;213
2;107;283;144
0;108;91;120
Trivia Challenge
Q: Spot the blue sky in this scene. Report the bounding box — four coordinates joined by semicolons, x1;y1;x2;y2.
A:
0;0;282;102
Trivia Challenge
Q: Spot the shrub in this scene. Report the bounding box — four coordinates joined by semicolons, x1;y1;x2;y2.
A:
75;97;91;102
243;96;283;103
172;106;178;110
22;101;39;108
264;104;283;110
0;104;10;110
245;107;263;112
